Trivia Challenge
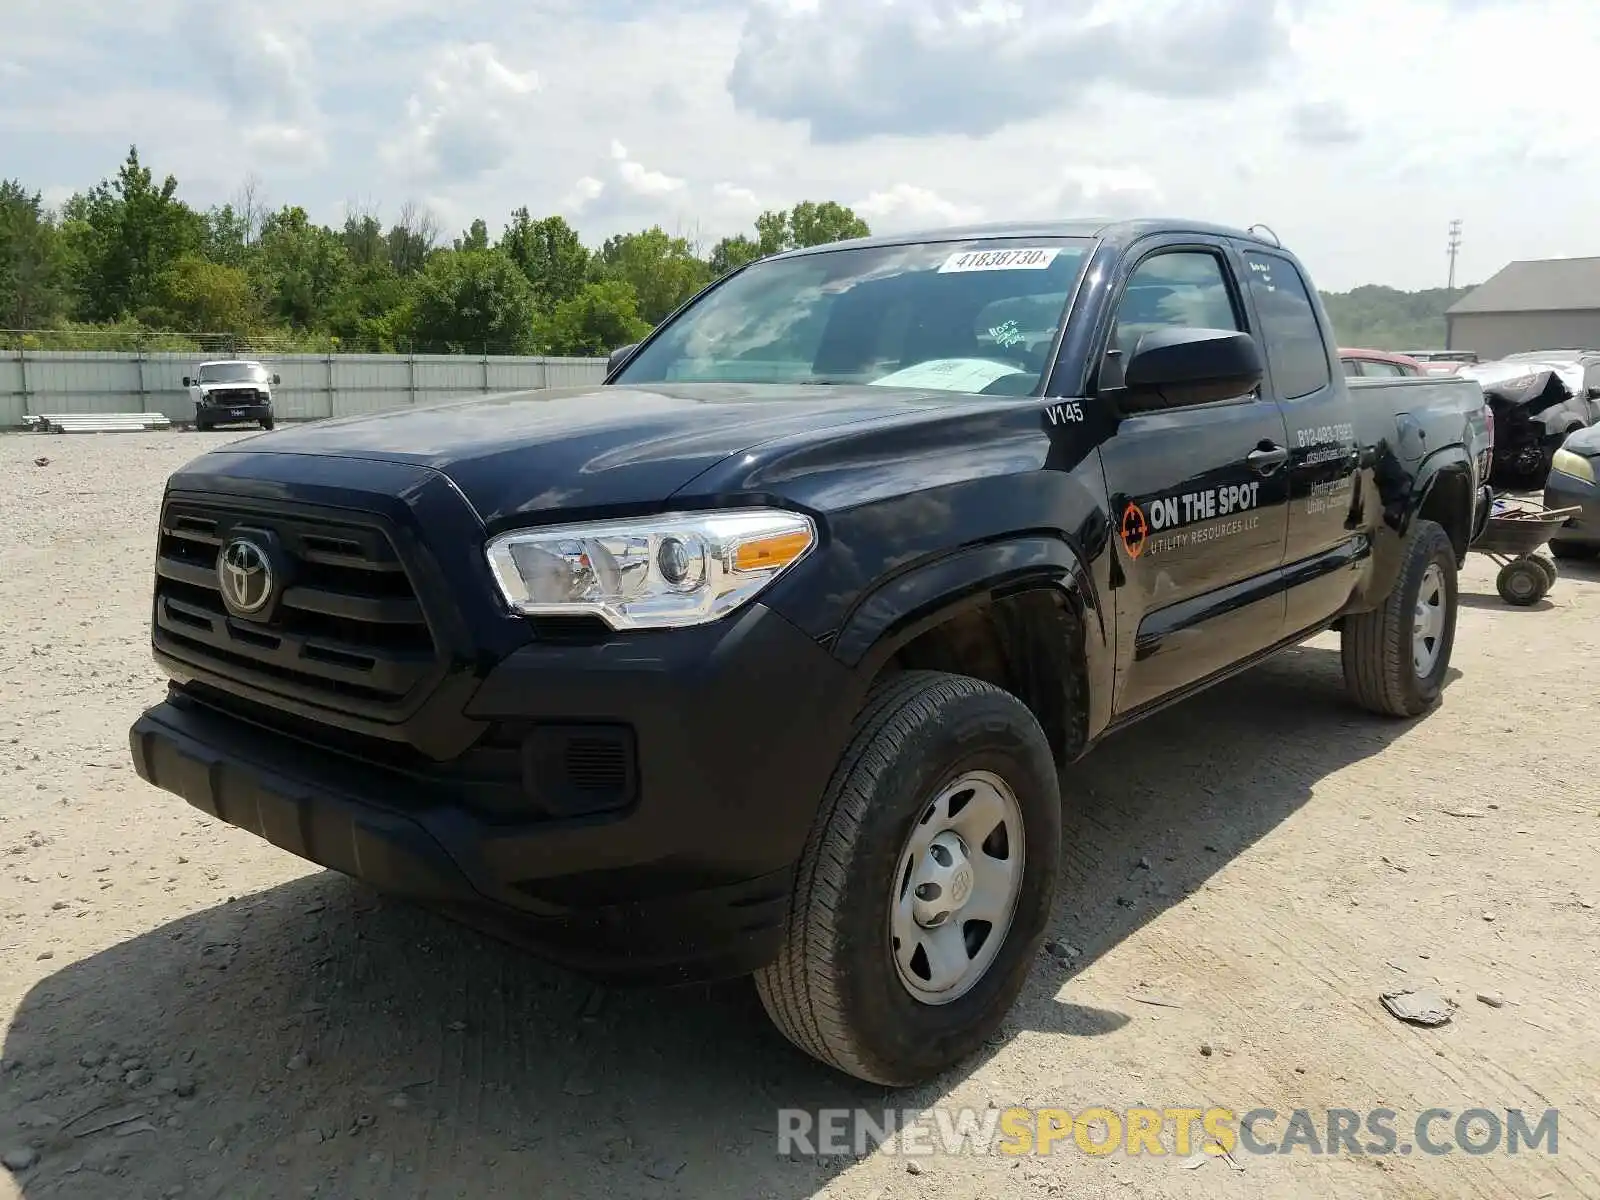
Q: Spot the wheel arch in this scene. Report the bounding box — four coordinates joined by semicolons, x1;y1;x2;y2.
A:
834;536;1108;766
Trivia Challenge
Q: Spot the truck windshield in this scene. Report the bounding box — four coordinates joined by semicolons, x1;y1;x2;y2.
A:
197;363;269;384
614;237;1092;396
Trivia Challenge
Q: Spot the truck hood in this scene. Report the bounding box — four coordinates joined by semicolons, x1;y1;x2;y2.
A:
228;382;981;524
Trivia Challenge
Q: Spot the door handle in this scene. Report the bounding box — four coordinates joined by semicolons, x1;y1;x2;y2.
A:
1247;442;1290;474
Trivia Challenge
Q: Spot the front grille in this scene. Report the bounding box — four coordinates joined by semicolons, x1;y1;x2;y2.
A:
153;498;440;720
202;389;264;406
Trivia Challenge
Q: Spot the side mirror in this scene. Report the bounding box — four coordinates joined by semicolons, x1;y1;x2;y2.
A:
1118;327;1264;412
181;376;191;387
607;343;639;376
272;374;282;385
1587;385;1600;399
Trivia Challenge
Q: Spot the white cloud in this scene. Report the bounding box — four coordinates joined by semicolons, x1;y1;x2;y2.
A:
386;43;540;181
610;141;686;197
712;182;762;211
184;2;327;169
854;183;984;231
4;0;1597;293
728;0;1293;142
1288;100;1362;146
562;176;606;214
1031;166;1163;219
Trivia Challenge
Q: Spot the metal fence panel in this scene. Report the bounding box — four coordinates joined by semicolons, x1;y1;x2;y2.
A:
0;350;609;428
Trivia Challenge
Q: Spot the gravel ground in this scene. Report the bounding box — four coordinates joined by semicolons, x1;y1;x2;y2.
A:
2;430;1598;1200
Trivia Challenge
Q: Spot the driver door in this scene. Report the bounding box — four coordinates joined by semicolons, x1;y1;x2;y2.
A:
1095;240;1294;716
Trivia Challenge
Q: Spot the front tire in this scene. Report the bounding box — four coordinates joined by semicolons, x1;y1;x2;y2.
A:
259;415;275;430
1341;518;1458;717
755;670;1061;1086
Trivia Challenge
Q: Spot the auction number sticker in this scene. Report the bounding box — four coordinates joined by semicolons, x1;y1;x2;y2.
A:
938;248;1059;273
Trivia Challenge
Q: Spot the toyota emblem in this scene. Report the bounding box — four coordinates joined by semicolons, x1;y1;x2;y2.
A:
218;537;274;615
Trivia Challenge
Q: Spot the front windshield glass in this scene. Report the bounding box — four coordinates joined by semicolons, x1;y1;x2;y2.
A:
197;362;269;384
615;237;1092;396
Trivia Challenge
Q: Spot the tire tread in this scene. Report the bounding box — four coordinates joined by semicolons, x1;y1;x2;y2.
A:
1341;518;1454;717
755;670;1022;1083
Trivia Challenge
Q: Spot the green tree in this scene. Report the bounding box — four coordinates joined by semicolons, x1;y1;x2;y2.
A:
537;279;651;357
409;248;537;353
590;226;711;326
340;212;388;270
0;180;65;328
707;233;761;277
708;201;871;277
386;201;439;276
253;206;352;330
454;218;490;253
787;200;870;248
1318;284;1472;351
154;253;259;331
58;146;204;321
499;208;589;308
202;204;251;269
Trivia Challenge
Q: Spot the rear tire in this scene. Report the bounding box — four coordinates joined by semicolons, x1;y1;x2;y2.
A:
755;670;1061;1086
1341;518;1458;717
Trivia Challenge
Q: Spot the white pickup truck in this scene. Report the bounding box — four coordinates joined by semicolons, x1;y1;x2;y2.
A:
181;360;279;432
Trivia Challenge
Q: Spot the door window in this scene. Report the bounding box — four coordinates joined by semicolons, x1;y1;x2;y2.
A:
1240;252;1332;399
1110;251;1240;358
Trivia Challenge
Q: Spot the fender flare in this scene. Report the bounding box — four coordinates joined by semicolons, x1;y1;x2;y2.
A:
1407;450;1475;545
832;534;1104;673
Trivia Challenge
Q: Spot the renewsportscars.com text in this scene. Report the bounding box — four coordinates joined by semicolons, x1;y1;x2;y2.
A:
777;1106;1560;1159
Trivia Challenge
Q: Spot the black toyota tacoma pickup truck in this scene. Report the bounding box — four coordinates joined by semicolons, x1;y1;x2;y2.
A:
129;219;1491;1087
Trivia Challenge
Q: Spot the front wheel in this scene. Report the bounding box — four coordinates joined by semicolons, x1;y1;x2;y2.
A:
1341;518;1459;717
755;671;1061;1086
259;414;275;430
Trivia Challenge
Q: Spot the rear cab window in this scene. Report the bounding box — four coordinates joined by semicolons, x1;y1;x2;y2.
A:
1240;251;1332;399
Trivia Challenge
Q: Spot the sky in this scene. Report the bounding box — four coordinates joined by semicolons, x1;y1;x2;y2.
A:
2;0;1595;293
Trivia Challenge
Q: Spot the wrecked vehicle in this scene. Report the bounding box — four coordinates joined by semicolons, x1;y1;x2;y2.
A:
1459;356;1600;486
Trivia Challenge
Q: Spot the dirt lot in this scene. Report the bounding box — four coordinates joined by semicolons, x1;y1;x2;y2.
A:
1;430;1598;1200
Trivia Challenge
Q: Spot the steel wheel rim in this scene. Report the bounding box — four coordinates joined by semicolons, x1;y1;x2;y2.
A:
890;770;1026;1006
1413;562;1446;677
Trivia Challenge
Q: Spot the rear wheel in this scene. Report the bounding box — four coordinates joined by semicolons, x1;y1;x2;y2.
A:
755;670;1061;1086
1341;518;1458;717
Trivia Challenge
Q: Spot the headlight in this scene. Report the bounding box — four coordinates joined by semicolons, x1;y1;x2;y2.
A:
485;508;817;630
1552;447;1597;485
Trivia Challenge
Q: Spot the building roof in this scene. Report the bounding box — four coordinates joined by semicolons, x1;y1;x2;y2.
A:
1447;256;1600;315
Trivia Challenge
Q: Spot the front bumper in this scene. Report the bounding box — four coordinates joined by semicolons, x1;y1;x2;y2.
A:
129;602;861;984
1544;468;1600;547
198;403;271;425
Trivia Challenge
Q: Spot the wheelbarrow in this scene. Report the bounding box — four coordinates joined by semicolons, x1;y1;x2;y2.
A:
1470;495;1584;606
